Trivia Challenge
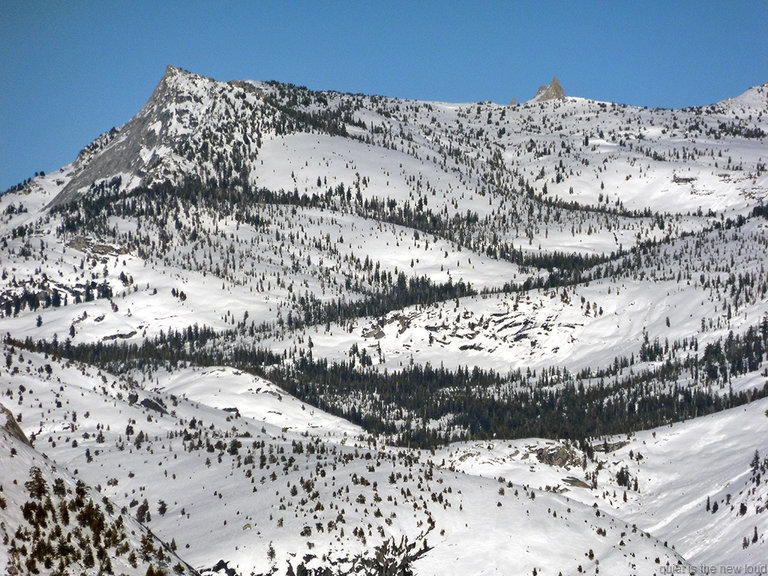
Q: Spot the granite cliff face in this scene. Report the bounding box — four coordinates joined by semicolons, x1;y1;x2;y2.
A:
50;66;271;208
50;66;189;208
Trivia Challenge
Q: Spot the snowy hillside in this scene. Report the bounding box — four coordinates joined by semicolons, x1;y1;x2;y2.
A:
0;402;197;575
1;348;691;575
1;67;767;574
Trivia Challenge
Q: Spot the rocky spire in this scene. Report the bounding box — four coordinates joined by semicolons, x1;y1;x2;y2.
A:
529;77;566;103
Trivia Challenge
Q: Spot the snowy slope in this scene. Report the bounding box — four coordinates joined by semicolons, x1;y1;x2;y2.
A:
439;389;768;570
0;403;197;576
1;346;691;575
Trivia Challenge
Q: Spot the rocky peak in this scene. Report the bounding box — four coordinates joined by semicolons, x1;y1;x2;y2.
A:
164;64;184;78
529;77;566;103
49;66;220;208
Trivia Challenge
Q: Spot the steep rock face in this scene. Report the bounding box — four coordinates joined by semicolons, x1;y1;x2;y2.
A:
529;77;566;102
51;66;190;207
50;66;270;208
0;403;30;445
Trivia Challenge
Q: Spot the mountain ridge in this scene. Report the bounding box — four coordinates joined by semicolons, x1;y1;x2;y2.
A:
46;67;768;211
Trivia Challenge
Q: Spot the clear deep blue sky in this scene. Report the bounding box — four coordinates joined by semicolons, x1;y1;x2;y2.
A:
1;1;766;191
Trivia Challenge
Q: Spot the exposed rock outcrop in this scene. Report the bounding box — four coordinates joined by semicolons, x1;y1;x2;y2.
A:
49;66;210;209
0;403;31;445
529;77;566;103
536;443;581;468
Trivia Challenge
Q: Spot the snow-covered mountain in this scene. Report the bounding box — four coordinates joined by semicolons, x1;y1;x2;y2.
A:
1;66;767;574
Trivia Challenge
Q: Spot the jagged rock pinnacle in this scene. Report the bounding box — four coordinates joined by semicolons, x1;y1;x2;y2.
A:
530;77;566;103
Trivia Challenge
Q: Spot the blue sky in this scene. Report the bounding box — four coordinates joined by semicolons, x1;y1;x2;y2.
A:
1;1;766;191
